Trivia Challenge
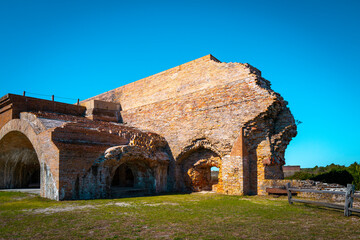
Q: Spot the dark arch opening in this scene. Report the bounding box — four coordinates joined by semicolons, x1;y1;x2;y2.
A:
111;164;134;188
0;131;40;189
29;168;40;188
110;160;156;198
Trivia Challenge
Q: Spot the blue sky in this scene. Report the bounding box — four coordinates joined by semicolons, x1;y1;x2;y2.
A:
1;0;359;168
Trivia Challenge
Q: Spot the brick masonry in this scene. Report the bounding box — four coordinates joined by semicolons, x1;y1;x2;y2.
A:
0;55;297;200
84;54;297;196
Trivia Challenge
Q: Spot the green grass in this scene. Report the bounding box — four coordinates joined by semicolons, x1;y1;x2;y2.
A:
0;192;359;239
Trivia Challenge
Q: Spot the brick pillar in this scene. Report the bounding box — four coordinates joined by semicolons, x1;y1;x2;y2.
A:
221;127;250;195
256;137;271;195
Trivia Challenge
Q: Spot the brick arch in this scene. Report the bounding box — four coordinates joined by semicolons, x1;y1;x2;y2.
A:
103;146;165;197
76;145;169;199
0;119;42;158
0;131;40;189
0;119;60;200
175;138;222;163
175;140;222;192
109;160;156;197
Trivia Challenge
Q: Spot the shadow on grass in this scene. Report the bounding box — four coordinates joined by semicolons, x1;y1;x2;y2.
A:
292;202;360;218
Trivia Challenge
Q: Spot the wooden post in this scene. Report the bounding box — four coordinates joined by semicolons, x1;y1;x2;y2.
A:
344;184;355;216
23;91;26;96
77;99;80;105
286;182;292;204
52;95;54;101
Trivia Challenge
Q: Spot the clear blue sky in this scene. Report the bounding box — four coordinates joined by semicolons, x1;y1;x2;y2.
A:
1;0;359;168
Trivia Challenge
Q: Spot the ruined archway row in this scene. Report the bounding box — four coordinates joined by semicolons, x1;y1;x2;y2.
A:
0;55;298;200
0;113;171;201
0;118;228;200
0;115;293;200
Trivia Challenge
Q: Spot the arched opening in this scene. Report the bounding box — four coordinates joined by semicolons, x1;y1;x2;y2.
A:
110;160;155;198
210;166;219;186
0;131;40;189
111;164;134;188
179;148;221;192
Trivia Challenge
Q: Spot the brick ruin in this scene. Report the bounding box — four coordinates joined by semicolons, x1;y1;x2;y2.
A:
0;55;297;200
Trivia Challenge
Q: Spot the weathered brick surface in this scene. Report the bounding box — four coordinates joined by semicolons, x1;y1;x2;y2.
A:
84;55;297;195
0;118;60;199
0;110;170;200
0;55;297;200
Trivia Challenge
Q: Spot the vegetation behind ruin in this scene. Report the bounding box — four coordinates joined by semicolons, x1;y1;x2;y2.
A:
286;162;360;190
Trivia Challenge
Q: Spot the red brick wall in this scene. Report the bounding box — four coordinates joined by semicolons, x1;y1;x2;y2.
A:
84;55;263;111
85;55;274;158
83;55;296;195
120;76;275;158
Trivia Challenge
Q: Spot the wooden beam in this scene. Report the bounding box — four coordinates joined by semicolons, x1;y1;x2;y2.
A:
288;188;346;195
348;208;360;213
292;199;344;210
286;183;292;204
345;184;355;216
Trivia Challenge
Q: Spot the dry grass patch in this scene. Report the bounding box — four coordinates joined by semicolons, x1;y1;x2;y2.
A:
0;192;359;239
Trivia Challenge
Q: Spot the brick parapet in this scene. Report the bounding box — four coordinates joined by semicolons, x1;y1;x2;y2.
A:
0;94;86;129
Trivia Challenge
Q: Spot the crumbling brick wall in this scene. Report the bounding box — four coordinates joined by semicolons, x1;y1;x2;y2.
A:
85;55;297;195
0;55;297;199
0;109;170;200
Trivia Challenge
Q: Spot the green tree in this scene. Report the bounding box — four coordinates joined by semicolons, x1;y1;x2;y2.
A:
311;169;354;186
285;162;360;190
286;171;314;180
347;162;360;190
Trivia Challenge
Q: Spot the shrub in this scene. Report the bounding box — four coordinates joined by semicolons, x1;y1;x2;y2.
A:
311;169;354;186
286;171;314;180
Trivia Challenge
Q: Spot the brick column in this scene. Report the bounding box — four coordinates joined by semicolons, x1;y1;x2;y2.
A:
221;128;250;195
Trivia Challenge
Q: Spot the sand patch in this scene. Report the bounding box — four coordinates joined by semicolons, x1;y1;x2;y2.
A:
113;202;132;207
142;202;179;206
26;205;96;214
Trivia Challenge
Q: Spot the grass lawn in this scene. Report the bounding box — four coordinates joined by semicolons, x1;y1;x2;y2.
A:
0;192;359;240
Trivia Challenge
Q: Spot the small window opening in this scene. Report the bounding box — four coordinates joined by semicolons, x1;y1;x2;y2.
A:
210;167;219;184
